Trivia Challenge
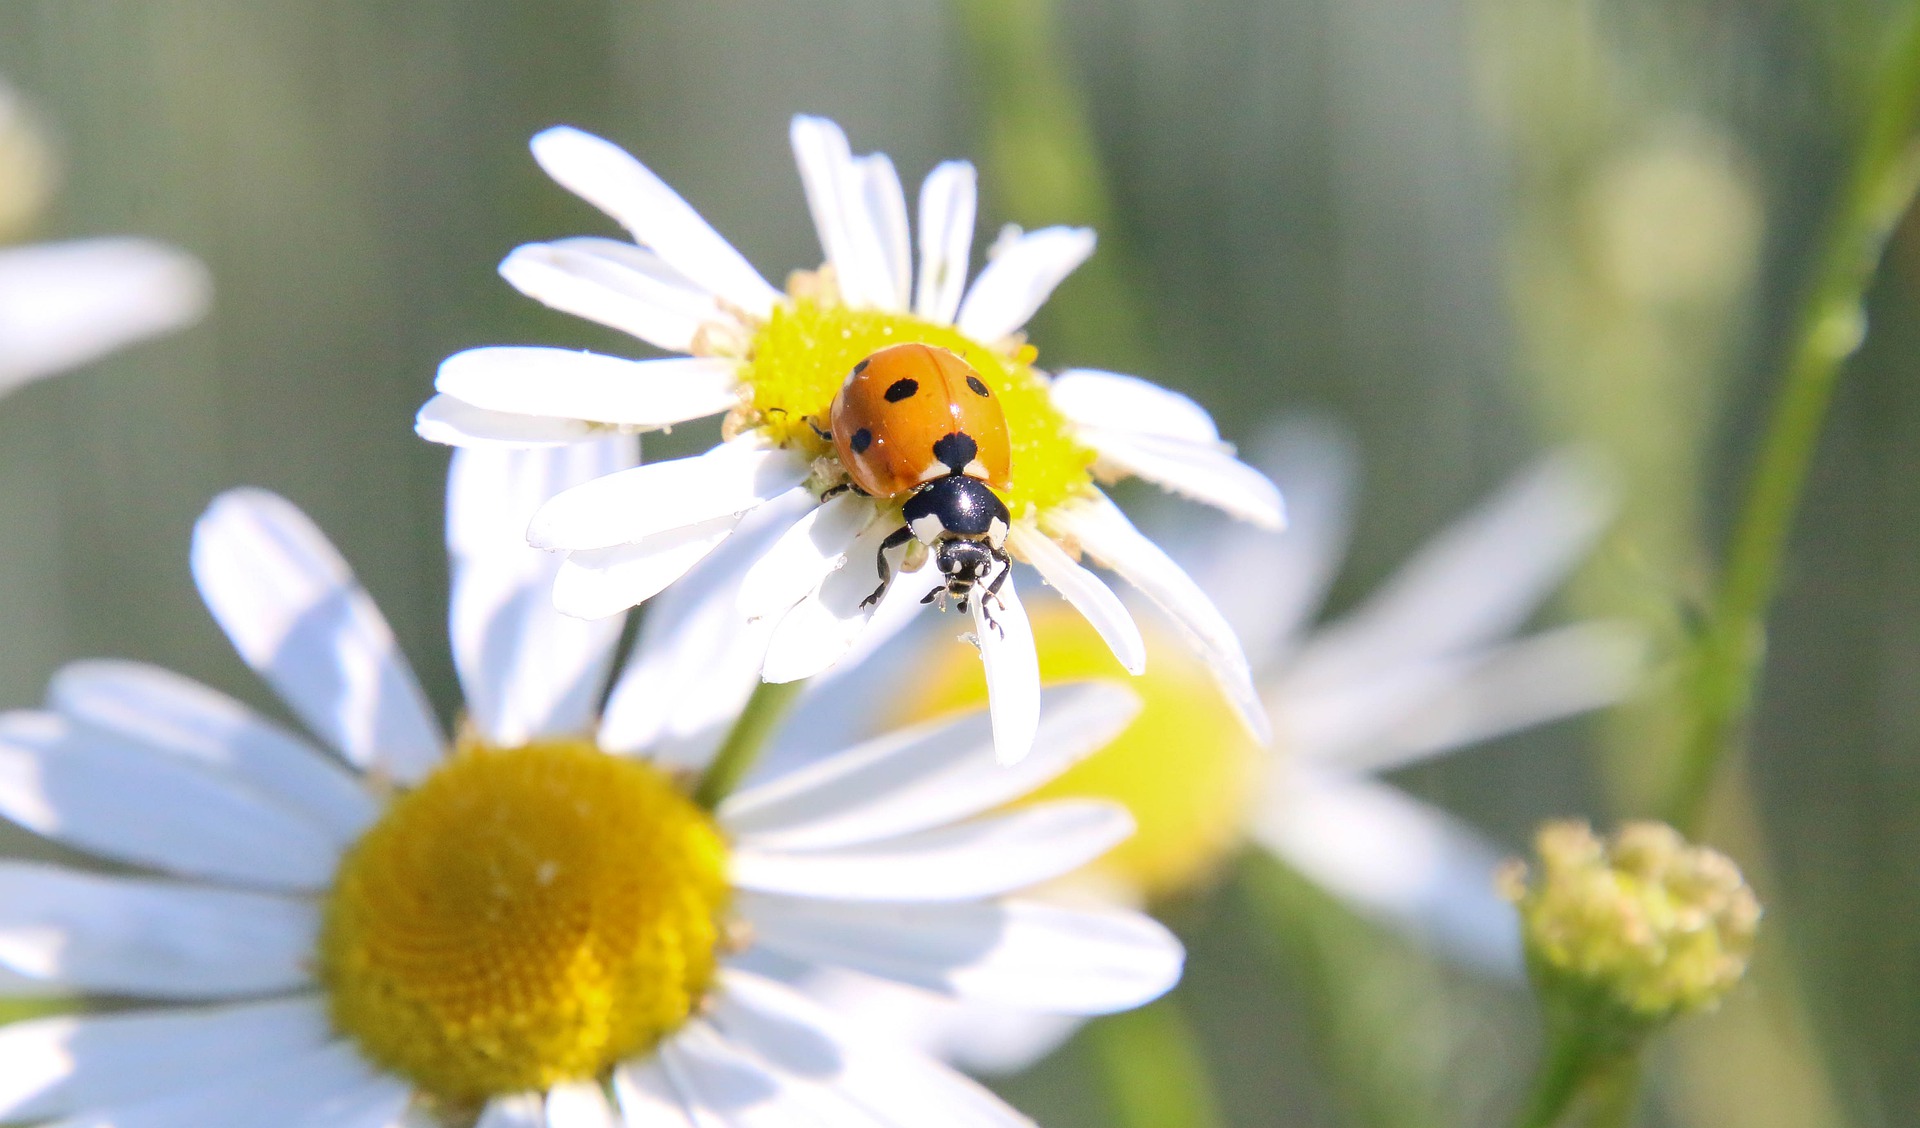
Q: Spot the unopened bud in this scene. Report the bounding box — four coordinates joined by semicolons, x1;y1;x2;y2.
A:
1500;820;1760;1026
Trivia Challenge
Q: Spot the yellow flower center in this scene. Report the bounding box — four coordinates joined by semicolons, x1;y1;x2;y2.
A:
906;606;1263;901
320;740;730;1105
733;284;1096;520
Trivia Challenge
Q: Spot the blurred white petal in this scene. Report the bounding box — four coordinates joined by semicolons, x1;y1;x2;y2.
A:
476;1094;545;1128
743;894;1182;1014
1085;430;1285;529
789;115;906;311
0;711;340;891
1009;525;1146;675
722;682;1140;850
530;126;780;317
731;800;1133;902
913;161;977;324
192;489;443;783
1053;492;1270;743
0;238;208;394
955;226;1095;342
0;862;316;998
448;438;637;744
1284;450;1612;696
544;1082;621;1128
794;968;1081;1077
610;1061;698;1128
437;347;738;428
1248;768;1522;976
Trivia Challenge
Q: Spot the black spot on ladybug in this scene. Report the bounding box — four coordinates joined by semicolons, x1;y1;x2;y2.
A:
852;358;869;376
884;378;919;403
850;427;873;454
932;431;978;473
966;375;991;398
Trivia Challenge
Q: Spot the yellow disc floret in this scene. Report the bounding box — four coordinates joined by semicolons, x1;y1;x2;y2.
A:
321;740;730;1104
907;607;1263;900
735;283;1096;521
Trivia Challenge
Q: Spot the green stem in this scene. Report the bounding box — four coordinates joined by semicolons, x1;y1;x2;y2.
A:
692;679;806;809
1514;1017;1641;1128
1666;7;1920;834
1084;996;1226;1128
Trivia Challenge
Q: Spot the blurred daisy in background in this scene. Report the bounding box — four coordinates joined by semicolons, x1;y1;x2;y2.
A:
0;440;1180;1127
419;114;1282;764
800;422;1643;1073
0;78;208;397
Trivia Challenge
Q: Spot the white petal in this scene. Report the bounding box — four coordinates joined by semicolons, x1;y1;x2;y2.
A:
743;894;1181;1014
0;711;340;890
552;517;741;620
499;236;722;353
721;682;1140;850
759;512;895;684
599;489;815;767
736;494;871;624
47;660;374;843
1048;369;1219;445
974;573;1041;766
611;1060;700;1128
437;348;739;429
953;226;1094;342
1189;418;1357;669
44;1041;411;1128
730;800;1133;902
1283;450;1612;696
192;489;444;782
545;1082;621;1128
0;997;330;1121
789;116;904;311
913;161;977;325
1052;492;1270;743
529;437;807;551
0;862;316;998
0;238;209;394
449;438;637;744
530;126;781;317
711;970;1033;1127
658;1021;853;1128
1082;429;1285;529
1007;524;1145;674
477;1094;546;1128
1348;622;1642;772
792;967;1081;1077
1249;768;1522;976
416;393;604;449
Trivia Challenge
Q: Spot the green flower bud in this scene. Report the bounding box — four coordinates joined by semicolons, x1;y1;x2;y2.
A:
1500;820;1761;1028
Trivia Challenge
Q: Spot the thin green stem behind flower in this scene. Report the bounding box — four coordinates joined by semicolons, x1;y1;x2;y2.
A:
1666;7;1920;834
692;679;806;810
1083;998;1226;1128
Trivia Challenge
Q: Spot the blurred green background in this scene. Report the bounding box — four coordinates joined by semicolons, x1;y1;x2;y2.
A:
1;1;1916;1125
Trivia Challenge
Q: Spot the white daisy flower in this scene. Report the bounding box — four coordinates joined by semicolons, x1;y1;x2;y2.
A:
0;79;209;397
418;115;1283;765
0;440;1180;1126
801;425;1643;1074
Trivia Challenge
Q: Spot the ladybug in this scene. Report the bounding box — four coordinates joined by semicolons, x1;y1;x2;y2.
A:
814;342;1014;624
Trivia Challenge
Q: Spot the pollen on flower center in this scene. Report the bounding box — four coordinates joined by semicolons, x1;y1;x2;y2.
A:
320;739;730;1104
907;607;1262;900
732;284;1096;520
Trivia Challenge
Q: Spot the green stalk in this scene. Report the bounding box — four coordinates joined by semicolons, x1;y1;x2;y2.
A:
1665;7;1920;834
1084;997;1226;1128
1513;1014;1641;1128
692;679;806;809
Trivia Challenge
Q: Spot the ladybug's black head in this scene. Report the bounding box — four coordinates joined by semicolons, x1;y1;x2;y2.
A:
935;539;996;594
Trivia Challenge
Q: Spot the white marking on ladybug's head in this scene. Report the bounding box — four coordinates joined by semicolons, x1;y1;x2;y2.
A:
987;516;1009;549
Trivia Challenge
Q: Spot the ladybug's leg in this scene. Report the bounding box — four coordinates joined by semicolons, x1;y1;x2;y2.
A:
976;555;1012;639
861;525;914;609
807;417;834;442
819;481;872;502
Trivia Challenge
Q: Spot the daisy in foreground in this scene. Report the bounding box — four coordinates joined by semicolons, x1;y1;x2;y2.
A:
418;114;1283;763
805;427;1643;1072
0;77;209;396
0;440;1180;1127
